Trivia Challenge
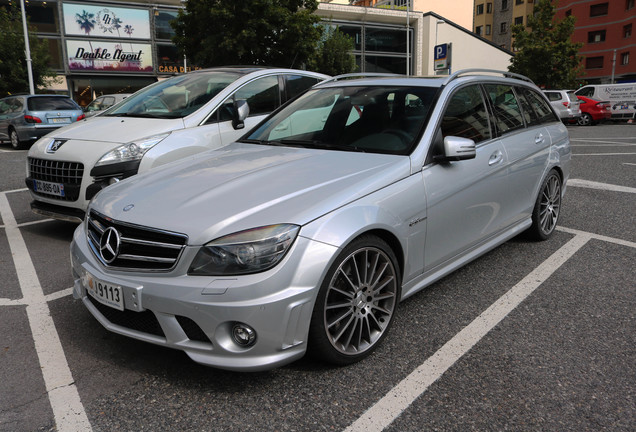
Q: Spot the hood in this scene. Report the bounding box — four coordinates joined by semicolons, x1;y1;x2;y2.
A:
45;116;185;144
92;143;410;245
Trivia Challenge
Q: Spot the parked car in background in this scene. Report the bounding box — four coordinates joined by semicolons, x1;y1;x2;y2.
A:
25;67;329;222
543;90;581;124
576;95;612;126
575;82;636;120
0;95;84;149
70;70;570;371
83;93;132;118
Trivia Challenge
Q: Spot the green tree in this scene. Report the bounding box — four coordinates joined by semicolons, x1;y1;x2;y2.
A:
309;25;357;75
509;0;583;89
172;0;322;69
0;2;56;96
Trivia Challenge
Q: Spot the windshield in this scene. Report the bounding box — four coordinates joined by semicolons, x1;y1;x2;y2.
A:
243;85;437;155
28;97;79;111
106;72;241;119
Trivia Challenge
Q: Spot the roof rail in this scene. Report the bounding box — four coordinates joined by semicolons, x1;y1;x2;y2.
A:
324;72;403;83
444;69;535;85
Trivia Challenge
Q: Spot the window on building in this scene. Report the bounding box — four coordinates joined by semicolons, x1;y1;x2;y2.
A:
585;56;604;69
627;0;635;10
624;24;633;38
502;0;509;10
476;25;483;36
486;24;492;35
588;30;607;43
514;16;524;25
155;10;179;40
590;3;609;17
487;3;493;13
516;0;524;4
621;52;630;65
23;0;59;33
565;9;572;16
476;4;484;15
500;22;508;33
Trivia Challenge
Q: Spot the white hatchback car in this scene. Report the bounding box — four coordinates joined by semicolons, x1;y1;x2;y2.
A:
70;70;570;371
25;67;328;221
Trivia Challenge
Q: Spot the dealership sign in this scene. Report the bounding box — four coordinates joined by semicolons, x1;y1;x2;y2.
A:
63;3;151;39
66;41;153;72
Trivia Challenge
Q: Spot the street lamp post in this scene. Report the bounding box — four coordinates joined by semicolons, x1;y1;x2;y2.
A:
406;0;410;76
19;0;35;94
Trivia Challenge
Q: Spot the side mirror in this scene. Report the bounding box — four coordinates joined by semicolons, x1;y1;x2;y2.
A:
232;99;249;130
434;136;476;163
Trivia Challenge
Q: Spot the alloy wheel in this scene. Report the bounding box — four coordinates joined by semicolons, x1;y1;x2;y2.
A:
323;246;398;356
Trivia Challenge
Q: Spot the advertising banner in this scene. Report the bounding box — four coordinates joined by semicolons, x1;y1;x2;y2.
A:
66;40;153;72
63;3;151;40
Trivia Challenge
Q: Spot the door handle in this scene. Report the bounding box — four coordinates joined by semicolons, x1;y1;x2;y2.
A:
535;133;545;144
489;150;503;166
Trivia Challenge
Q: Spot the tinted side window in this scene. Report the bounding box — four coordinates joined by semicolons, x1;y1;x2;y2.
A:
285;75;322;102
520;88;558;124
484;84;524;133
234;76;280;116
441;85;491;143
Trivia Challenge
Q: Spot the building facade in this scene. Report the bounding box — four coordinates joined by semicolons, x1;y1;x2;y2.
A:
555;0;636;84
6;0;188;106
473;0;636;84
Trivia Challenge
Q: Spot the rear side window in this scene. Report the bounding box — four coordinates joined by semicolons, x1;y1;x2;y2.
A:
518;88;558;124
566;91;577;102
484;84;524;134
285;75;322;102
441;85;491;143
544;92;562;102
28;97;78;111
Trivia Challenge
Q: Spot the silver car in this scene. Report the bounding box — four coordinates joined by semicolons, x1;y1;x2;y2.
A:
0;94;84;149
70;70;570;371
543;90;581;123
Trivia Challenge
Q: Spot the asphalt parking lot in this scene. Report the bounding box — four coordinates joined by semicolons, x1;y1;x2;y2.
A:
1;123;634;432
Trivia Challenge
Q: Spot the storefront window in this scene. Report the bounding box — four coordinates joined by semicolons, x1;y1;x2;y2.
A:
44;38;63;70
20;0;59;33
155;10;178;40
362;55;407;74
337;24;362;51
365;27;406;53
70;76;156;107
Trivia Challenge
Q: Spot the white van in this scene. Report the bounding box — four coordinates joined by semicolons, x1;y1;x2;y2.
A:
575;83;636;120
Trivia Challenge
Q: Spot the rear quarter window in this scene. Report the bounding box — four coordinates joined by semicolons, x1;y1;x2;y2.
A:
519;88;559;124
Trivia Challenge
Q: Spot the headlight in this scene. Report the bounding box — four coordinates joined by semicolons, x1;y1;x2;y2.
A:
188;224;300;276
95;133;170;166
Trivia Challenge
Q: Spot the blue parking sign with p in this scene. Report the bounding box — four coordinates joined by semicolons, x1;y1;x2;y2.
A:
435;44;447;60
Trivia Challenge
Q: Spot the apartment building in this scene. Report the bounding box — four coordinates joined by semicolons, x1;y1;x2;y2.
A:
473;0;636;83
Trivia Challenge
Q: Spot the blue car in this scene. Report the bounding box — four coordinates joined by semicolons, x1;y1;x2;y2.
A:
0;94;84;149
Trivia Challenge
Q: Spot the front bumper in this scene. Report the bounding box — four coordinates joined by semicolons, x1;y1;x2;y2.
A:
70;223;338;371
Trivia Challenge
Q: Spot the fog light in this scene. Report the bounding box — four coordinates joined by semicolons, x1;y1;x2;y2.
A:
231;323;256;347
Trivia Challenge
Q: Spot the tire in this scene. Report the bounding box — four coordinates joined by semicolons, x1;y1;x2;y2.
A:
527;170;562;241
9;128;22;150
577;113;593;126
308;235;401;365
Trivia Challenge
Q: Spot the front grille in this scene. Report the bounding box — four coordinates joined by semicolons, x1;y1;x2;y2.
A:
88;295;165;338
29;157;84;184
87;210;188;271
28;158;84;201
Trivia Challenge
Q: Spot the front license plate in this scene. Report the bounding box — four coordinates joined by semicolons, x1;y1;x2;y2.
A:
33;179;65;197
50;117;70;123
86;274;124;311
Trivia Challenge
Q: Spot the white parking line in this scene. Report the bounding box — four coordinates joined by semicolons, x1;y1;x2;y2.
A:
572;152;636;156
567;179;636;194
0;192;91;431
345;234;592;432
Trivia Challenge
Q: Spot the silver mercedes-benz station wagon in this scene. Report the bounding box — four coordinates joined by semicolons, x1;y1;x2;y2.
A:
70;70;571;371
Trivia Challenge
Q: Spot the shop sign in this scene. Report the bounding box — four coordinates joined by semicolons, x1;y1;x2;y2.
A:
67;40;153;72
63;3;151;40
